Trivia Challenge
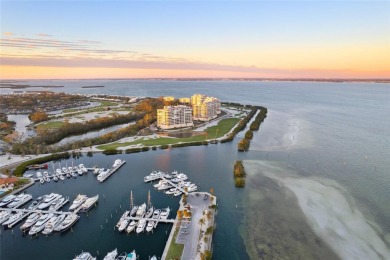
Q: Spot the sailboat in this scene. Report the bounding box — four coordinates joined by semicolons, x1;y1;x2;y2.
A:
145;191;154;218
129;191;138;217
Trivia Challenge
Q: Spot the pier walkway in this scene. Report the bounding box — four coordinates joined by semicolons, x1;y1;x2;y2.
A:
145;175;189;195
98;160;126;182
0;207;73;216
123;216;175;224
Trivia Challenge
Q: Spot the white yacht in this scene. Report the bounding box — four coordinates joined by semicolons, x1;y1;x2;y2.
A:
20;213;40;231
112;159;125;168
0;194;16;207
56;169;62;175
38;193;61;210
125;251;136;260
116;210;129;228
42;214;66;235
0;211;11;224
136;219;146;233
173;190;182;196
69;194;87;211
73;252;96;260
118;218;130;232
29;213;53;235
152;209;161;219
135;203;146;218
53;175;58;182
103;248;118;260
146;220;155;232
8;194;32;208
80;195;99;211
129;206;138;217
3;211;24;227
55;214;80;232
59;174;65;181
126;220;137;233
160;207;170;220
145;206;154;218
79;164;87;173
97;169;110;182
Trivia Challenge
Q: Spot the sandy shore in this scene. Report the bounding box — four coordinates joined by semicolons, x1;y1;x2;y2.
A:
243;160;390;260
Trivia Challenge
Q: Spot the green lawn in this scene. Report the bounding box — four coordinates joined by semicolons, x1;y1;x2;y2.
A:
97;118;240;150
165;226;185;260
36;121;64;129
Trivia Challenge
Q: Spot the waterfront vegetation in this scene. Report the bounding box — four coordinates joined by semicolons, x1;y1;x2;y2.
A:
233;160;246;187
0;92;88;113
13;152;70;177
28;111;49;123
165;226;184;260
36;120;64;130
237;107;268;151
0;113;15;139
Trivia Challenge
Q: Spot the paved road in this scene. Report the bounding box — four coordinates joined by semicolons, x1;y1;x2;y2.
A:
180;193;210;260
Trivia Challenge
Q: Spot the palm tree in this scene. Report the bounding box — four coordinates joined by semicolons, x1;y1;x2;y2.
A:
198;218;205;230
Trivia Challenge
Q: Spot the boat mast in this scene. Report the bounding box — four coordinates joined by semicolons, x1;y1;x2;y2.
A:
130;190;134;209
147;190;151;209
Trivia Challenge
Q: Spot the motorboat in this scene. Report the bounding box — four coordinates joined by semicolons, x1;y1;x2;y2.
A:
36;172;43;178
173;190;182;196
28;213;53;235
188;186;198;192
145;206;154;218
165;189;175;195
118;219;130;232
116;210;129;228
158;183;172;191
20;213;40;231
97;169;110;182
45;177;50;183
66;173;71;178
49;197;67;211
135;203;146;218
8;194;32;208
136;219;146;233
77;169;83;175
160;207;170;220
73;252;96;260
152;209;161;219
42;214;66;235
54;214;79;232
56;169;62;175
146;221;155;232
112;159;125;168
38;193;61;210
69;194;87;211
43;171;49;177
0;211;11;224
3;211;24;226
126;220;137;233
125;250;137;260
40;178;45;184
53;175;58;182
116;252;127;260
129;206;138;217
103;248;118;260
79;164;87;173
80;195;99;211
59;174;65;181
150;256;157;260
0;194;16;207
27;200;39;210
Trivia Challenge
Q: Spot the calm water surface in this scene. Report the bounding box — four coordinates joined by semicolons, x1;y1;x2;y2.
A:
1;80;389;259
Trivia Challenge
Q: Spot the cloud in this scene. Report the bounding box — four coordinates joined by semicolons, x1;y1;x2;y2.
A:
37;33;53;37
3;32;13;37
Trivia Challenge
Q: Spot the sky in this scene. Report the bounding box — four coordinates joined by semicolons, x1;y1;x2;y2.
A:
0;0;389;79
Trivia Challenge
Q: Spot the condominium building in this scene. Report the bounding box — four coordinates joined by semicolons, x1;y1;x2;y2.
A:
191;94;221;121
179;97;191;104
157;105;194;129
163;96;176;102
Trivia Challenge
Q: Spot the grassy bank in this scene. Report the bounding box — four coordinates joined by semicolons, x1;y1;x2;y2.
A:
165;226;185;260
97;118;240;150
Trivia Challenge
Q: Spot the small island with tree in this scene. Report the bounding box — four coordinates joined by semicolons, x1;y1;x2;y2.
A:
233;160;246;187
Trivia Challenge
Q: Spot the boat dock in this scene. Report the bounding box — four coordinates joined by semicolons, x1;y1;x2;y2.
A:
98;160;126;182
0;207;74;216
146;176;189;195
123;216;175;224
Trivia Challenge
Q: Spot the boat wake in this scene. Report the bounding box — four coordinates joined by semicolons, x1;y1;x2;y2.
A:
244;160;390;260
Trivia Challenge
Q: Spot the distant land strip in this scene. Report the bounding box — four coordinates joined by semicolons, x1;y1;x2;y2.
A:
81;86;105;88
0;84;64;89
